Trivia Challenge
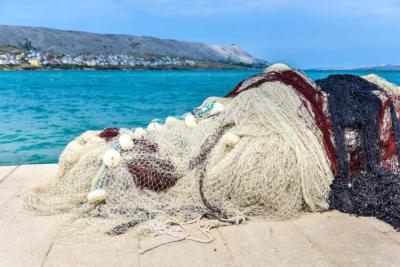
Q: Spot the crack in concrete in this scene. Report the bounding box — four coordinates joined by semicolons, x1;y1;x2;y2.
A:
0;166;20;185
40;241;54;267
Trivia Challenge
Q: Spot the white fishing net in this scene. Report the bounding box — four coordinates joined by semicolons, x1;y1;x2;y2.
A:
26;67;334;236
363;74;400;96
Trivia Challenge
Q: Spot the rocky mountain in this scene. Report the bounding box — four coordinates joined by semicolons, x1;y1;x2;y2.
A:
0;25;265;66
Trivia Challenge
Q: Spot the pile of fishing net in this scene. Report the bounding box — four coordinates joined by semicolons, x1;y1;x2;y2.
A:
26;63;400;239
26;64;333;237
317;74;400;230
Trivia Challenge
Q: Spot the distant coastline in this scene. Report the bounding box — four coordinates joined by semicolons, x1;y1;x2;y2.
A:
0;47;265;71
0;63;264;71
0;25;267;71
308;64;400;71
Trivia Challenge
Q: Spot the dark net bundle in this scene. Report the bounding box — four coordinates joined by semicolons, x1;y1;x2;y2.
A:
316;75;382;176
316;74;400;230
329;167;400;230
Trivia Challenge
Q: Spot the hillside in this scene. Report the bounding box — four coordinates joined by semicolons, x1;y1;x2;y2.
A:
0;25;265;66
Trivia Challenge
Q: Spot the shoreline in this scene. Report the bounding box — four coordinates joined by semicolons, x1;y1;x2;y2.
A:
0;68;263;71
1;65;398;72
0;63;265;71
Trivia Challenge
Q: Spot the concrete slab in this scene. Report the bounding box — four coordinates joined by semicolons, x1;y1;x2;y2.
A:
293;211;400;266
0;164;57;188
0;165;18;183
355;215;395;233
0;216;59;267
385;231;400;246
0;188;31;219
140;227;235;267
218;219;334;267
0;186;22;208
0;164;58;219
44;237;140;267
1;164;400;267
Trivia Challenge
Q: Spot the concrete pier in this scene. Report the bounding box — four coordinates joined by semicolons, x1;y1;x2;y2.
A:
1;164;399;266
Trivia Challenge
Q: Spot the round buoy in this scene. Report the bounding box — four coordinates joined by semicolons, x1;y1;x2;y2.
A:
132;128;146;139
264;63;291;73
210;102;224;115
119;134;134;150
87;189;107;204
147;122;163;131
80;130;100;141
165;116;179;127
65;141;84;154
103;149;122;168
222;132;240;147
185;114;197;129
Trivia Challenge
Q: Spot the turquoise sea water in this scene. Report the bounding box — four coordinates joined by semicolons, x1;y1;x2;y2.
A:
1;69;400;166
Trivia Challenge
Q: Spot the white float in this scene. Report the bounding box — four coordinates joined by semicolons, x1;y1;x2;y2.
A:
147;122;163;131
119;134;134;150
184;114;197;129
80;130;100;141
132;127;146;139
210;102;224;115
65;141;84;154
102;149;122;168
264;63;291;73
222;132;240;147
165;116;179;127
87;189;107;204
119;128;131;135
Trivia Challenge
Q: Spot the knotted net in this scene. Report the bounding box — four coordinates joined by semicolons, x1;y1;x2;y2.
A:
25;65;334;236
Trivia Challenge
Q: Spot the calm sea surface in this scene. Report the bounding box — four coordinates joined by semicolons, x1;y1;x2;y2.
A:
1;69;400;166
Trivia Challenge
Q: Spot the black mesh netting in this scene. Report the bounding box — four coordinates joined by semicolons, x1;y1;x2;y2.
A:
328;167;400;230
316;74;400;230
316;74;383;176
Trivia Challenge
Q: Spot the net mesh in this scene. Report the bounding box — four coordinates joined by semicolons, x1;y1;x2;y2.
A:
316;74;400;231
25;67;334;236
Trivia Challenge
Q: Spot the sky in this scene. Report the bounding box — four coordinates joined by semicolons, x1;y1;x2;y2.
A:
0;0;399;68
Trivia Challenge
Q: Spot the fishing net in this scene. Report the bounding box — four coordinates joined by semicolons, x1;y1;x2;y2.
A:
363;74;400;96
26;64;334;236
26;64;400;236
315;74;400;230
329;167;400;230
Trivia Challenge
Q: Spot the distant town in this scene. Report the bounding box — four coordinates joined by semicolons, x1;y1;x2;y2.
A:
0;47;260;70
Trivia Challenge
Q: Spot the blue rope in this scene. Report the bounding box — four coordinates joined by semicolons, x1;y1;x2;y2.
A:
193;101;217;119
91;143;121;191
